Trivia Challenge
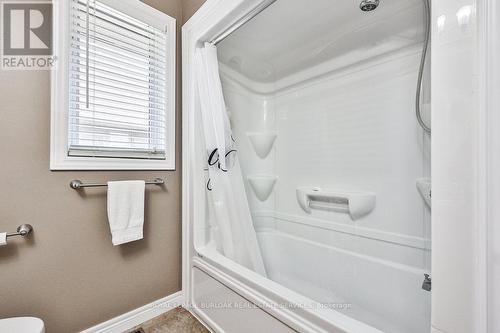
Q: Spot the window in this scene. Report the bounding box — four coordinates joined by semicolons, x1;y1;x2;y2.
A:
51;0;176;170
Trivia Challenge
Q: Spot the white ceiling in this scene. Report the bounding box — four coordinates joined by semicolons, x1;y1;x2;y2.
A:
217;0;425;84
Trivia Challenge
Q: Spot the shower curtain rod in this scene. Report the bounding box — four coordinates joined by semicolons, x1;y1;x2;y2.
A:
210;0;278;45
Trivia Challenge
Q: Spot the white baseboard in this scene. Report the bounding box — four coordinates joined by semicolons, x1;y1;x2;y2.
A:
80;291;184;333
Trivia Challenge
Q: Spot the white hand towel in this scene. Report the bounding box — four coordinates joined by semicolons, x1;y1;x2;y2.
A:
107;180;145;246
0;232;7;246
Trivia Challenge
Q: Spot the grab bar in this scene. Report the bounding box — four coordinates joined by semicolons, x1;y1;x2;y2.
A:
70;178;165;190
6;224;33;238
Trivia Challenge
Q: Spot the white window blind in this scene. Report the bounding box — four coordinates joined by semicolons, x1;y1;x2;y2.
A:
68;0;168;159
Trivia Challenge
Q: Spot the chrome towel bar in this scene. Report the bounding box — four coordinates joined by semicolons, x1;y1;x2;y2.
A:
70;178;165;190
6;224;33;238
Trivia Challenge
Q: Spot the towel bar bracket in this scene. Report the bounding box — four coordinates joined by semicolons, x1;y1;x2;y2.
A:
6;224;33;238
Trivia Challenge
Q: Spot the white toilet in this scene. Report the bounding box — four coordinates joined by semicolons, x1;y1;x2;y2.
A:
0;317;45;333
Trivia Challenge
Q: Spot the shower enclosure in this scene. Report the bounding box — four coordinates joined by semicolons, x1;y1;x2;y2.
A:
183;0;433;332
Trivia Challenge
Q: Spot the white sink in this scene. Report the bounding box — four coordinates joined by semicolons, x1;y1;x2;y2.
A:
0;317;44;333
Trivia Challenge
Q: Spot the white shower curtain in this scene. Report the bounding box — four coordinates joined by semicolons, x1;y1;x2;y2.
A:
195;42;267;276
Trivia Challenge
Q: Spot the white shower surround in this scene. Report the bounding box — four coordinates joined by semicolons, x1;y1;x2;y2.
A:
184;0;431;332
220;40;431;332
221;45;432;237
183;0;492;332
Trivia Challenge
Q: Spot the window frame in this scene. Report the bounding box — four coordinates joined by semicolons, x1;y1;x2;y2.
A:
50;0;176;170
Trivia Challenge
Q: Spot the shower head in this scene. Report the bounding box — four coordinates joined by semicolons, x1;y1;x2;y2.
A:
359;0;379;11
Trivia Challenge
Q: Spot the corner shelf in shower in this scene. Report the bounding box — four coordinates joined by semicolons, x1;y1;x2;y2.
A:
416;178;431;209
247;132;277;159
247;175;278;201
296;187;376;220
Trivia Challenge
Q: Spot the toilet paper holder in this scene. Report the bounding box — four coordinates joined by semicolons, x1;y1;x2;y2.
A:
6;224;33;239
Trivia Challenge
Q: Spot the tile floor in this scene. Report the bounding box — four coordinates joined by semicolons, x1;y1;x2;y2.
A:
127;307;209;333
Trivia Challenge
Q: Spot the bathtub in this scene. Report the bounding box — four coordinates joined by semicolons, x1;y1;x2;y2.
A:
190;225;430;333
256;230;430;333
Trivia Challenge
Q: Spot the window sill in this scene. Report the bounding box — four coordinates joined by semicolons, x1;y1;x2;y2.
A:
50;154;175;171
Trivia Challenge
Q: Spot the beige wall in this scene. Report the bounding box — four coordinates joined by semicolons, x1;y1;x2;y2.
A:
181;0;206;23
0;1;185;332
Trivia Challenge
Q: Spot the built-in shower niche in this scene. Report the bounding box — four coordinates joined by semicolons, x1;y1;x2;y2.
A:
296;187;376;220
247;175;278;201
247;132;277;159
